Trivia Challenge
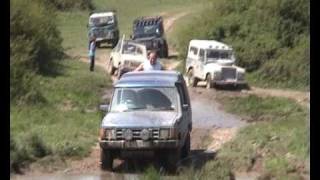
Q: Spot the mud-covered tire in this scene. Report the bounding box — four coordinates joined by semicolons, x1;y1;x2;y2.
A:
187;69;198;87
107;60;116;75
181;132;191;159
100;148;113;171
166;149;181;172
206;74;214;89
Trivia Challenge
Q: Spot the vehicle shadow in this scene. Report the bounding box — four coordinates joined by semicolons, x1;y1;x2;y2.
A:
109;149;216;175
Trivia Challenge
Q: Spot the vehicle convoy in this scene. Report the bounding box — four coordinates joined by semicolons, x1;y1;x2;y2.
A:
99;71;192;171
107;36;148;79
131;16;169;58
185;40;247;89
88;11;119;48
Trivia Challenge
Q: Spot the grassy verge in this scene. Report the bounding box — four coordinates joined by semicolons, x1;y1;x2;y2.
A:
10;59;112;172
143;95;309;179
246;72;310;91
214;95;308;179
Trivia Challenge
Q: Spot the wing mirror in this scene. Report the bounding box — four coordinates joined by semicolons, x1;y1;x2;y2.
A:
99;104;109;112
182;104;189;110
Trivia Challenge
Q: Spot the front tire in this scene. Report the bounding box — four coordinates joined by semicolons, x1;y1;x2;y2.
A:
187;69;198;87
206;74;214;89
107;60;116;75
100;148;113;171
166;148;181;172
181;132;191;159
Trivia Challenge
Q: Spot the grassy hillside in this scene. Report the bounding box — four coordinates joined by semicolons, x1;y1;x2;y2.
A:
10;59;111;172
173;0;309;90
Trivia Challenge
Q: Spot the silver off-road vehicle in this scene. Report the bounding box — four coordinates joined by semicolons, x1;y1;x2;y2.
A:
99;71;192;171
186;40;247;89
88;11;119;48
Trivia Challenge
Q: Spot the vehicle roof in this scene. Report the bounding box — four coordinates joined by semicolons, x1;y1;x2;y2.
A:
114;71;183;88
133;16;163;26
189;39;232;50
90;12;115;18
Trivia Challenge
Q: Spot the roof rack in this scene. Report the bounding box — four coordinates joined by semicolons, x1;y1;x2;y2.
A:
89;9;116;15
133;16;163;27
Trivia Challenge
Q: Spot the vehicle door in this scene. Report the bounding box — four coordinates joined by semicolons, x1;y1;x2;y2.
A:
176;83;191;146
197;48;206;79
186;46;198;75
113;35;125;68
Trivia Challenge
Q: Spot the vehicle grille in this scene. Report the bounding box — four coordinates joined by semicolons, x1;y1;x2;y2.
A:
93;29;107;37
116;128;160;140
222;67;236;80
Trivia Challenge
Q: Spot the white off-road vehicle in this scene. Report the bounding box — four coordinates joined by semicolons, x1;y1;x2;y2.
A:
185;40;246;88
107;36;148;79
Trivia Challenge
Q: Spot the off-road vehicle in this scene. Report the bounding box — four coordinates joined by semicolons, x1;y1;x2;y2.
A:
131;16;168;58
88;11;119;48
107;36;148;79
185;40;247;89
99;71;192;171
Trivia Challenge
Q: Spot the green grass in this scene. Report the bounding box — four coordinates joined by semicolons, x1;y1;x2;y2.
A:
215;95;309;179
10;59;112;172
246;72;310;91
142;95;309;179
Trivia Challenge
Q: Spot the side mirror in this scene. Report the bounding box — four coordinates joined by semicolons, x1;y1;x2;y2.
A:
182;104;189;110
99;104;109;112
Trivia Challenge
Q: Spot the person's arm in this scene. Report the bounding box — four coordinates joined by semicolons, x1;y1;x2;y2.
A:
134;63;144;71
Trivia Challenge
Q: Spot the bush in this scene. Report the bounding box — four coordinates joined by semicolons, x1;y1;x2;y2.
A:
44;0;95;11
175;0;309;89
10;0;63;103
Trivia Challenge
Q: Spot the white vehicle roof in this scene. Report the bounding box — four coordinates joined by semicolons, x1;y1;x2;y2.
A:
189;39;232;50
90;12;114;18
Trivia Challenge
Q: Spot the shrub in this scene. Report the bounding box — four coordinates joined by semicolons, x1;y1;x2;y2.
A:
10;0;63;103
175;0;309;89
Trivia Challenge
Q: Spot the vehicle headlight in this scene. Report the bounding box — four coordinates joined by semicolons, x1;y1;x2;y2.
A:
105;129;116;140
123;129;133;141
169;128;179;139
140;129;150;141
159;129;170;139
213;71;221;80
237;72;245;80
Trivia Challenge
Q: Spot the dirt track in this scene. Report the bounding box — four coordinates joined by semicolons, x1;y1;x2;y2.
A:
12;10;309;180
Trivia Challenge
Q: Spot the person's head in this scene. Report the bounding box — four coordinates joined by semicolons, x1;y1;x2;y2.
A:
90;35;96;42
148;51;158;65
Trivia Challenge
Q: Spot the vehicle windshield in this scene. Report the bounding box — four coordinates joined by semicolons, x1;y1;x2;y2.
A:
206;50;233;62
134;25;160;38
110;87;180;112
89;16;114;26
121;42;137;55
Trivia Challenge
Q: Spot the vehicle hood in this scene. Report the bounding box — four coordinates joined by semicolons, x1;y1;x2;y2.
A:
101;111;179;128
121;54;146;62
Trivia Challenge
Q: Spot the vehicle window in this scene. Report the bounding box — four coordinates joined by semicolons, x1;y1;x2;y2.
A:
199;49;205;61
110;87;179;112
122;43;137;54
206;50;232;60
89;16;114;26
189;46;198;56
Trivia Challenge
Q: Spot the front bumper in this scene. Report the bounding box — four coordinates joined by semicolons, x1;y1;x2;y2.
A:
214;79;247;85
99;139;179;149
